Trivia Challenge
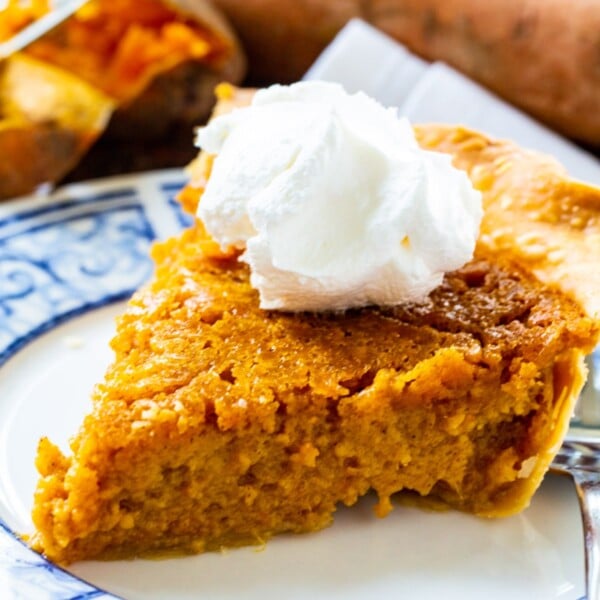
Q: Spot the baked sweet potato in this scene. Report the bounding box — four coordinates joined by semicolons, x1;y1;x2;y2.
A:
24;0;245;139
0;0;245;199
212;0;600;146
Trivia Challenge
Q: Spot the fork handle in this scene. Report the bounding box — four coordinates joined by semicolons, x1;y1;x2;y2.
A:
571;468;600;600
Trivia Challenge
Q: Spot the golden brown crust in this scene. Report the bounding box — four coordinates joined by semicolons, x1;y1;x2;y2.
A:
212;0;600;144
415;125;600;321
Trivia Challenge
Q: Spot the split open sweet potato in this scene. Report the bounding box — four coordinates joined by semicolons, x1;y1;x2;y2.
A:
24;0;245;139
0;0;245;199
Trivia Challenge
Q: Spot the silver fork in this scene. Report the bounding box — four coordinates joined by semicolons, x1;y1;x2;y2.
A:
551;351;600;600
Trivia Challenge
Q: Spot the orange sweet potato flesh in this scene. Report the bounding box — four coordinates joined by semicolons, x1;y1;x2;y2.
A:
212;0;600;146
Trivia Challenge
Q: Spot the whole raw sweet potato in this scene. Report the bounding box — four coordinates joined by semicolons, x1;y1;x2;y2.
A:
212;0;600;145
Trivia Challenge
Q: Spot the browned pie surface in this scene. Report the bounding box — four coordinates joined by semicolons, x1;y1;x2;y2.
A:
415;125;600;321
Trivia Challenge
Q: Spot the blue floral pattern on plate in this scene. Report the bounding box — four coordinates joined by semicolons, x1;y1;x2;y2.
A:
0;521;116;599
0;172;186;600
0;202;153;365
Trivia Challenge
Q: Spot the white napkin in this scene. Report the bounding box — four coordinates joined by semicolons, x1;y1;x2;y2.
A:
304;19;600;186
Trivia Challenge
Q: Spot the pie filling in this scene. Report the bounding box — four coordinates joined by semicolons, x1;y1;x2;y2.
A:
31;223;594;563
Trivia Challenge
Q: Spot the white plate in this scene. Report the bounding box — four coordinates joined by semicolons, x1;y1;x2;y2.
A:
0;171;589;600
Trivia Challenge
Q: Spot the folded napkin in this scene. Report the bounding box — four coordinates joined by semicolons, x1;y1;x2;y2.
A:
304;19;600;186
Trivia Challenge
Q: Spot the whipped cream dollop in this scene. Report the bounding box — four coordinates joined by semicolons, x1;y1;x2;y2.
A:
195;82;482;312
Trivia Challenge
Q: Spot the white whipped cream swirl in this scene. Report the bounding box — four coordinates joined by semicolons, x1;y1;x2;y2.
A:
195;82;482;312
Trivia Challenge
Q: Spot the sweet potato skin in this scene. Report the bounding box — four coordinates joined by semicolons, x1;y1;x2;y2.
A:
211;0;353;85
106;62;223;140
0;54;114;199
0;125;80;199
213;0;600;145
